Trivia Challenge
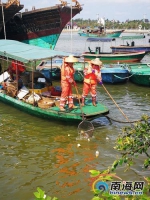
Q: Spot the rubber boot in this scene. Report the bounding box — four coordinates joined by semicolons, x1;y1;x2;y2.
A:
81;97;85;106
92;97;97;107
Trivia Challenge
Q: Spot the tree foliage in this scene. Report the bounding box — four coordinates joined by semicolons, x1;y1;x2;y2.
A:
73;18;150;30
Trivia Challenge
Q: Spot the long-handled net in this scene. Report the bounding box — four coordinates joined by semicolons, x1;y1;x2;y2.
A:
74;85;94;139
78;120;94;138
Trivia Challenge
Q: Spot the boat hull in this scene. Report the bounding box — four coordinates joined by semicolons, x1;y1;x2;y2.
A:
127;63;150;86
101;68;129;83
111;46;150;53
82;51;146;64
130;74;150;86
78;30;124;38
1;4;82;49
23;33;60;49
0;92;109;122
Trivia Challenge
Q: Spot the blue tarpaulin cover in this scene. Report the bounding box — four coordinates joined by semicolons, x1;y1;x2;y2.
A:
0;40;69;63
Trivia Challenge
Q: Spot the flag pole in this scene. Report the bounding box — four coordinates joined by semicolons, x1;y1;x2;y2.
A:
70;0;73;53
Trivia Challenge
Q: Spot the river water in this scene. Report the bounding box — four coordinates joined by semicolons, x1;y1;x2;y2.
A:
0;32;150;200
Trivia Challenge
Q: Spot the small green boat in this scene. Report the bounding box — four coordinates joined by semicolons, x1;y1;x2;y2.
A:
0;40;109;122
127;63;150;86
0;92;109;122
78;29;124;38
82;38;147;64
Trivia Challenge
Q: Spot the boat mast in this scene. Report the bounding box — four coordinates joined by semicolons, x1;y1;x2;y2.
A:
1;0;20;40
1;1;6;39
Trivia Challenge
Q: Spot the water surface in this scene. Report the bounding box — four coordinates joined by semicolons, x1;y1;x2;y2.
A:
0;32;150;200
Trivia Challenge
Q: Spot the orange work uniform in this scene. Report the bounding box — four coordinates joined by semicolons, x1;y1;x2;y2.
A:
60;63;75;109
82;64;102;106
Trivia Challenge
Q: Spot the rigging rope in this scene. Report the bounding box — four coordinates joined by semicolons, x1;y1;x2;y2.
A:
105;115;150;123
113;72;136;79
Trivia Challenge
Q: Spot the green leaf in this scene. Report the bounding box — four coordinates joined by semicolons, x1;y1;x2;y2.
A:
112;160;118;169
118;158;123;165
46;196;51;200
89;170;100;177
92;196;100;200
94;189;101;194
37;187;44;194
34;192;40;198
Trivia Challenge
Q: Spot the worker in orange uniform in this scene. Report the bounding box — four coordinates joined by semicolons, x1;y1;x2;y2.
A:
82;58;103;107
60;55;78;111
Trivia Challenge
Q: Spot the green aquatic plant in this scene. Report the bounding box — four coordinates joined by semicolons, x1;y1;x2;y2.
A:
89;115;150;200
34;187;58;200
112;114;150;171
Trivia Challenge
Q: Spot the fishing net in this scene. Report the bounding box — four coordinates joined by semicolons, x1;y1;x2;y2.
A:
78;120;94;139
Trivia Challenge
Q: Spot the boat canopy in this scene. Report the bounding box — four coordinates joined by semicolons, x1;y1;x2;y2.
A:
121;35;145;40
0;40;69;63
86;37;116;42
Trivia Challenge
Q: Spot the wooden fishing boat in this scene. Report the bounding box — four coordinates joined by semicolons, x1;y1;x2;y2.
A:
82;51;146;64
82;38;147;64
0;1;82;49
0;40;109;122
78;29;124;38
126;63;150;86
110;35;150;53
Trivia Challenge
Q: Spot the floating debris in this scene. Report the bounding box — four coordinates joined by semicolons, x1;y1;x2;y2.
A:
77;143;81;147
95;150;99;157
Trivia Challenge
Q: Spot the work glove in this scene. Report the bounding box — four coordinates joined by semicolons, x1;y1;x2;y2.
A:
99;81;103;85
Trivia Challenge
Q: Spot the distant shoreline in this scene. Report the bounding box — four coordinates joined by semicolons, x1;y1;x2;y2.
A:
63;29;150;34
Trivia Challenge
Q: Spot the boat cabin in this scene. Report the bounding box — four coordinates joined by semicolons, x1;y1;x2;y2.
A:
84;37;116;54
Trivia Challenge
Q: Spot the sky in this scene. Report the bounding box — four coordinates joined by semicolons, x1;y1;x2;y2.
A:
5;0;150;22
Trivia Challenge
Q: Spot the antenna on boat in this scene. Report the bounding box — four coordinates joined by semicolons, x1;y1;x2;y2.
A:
1;1;6;39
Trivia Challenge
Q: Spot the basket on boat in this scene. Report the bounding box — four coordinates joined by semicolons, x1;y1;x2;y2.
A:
54;99;60;107
6;81;17;97
38;97;55;109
